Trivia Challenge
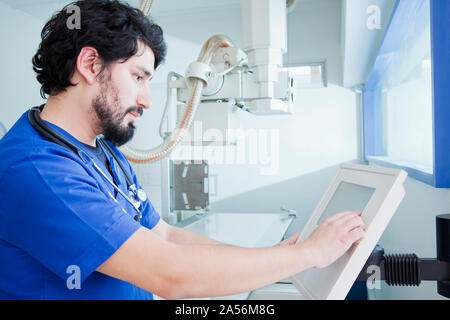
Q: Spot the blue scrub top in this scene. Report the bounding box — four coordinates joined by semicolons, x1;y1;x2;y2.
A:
0;110;161;299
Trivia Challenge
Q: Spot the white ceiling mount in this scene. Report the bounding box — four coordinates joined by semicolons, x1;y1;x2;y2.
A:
242;0;287;100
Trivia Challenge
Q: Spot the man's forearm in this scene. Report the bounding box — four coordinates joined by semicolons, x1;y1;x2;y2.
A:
168;242;314;299
99;212;364;300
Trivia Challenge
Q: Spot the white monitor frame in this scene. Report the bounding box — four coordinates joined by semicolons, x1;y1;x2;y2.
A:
291;163;407;300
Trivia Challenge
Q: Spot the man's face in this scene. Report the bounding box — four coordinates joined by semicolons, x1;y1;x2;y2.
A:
92;41;155;146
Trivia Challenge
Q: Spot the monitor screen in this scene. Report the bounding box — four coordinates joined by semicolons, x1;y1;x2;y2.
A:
291;164;406;299
318;182;376;225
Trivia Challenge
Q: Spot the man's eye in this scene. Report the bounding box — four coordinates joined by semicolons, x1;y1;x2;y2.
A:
135;75;143;81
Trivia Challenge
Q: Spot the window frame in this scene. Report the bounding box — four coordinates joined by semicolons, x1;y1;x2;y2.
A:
363;0;450;188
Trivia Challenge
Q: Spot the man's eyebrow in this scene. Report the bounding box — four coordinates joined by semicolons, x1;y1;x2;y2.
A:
137;66;153;78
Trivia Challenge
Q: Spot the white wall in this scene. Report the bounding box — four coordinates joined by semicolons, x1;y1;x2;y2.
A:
0;2;45;130
206;84;359;202
286;0;343;85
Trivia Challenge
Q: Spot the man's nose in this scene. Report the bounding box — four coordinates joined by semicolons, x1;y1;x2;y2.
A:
137;87;152;110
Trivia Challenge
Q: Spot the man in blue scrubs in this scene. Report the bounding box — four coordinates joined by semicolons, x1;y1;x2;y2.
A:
0;0;366;299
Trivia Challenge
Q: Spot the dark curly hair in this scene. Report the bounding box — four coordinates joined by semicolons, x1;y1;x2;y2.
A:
32;0;167;98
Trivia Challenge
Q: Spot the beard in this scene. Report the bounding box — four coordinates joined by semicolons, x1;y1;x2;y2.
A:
92;77;143;147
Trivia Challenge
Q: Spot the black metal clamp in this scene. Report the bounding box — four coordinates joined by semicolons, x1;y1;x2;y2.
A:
356;214;450;298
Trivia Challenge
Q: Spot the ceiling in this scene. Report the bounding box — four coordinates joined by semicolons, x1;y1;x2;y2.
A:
0;0;395;87
0;0;320;20
0;0;242;20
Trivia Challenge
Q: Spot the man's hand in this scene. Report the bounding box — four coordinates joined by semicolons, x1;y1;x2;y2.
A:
301;211;365;269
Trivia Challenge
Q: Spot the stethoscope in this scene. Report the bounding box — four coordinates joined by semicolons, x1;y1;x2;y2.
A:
28;105;147;222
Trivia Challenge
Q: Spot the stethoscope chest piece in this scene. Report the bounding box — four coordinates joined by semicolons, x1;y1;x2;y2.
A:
137;188;147;202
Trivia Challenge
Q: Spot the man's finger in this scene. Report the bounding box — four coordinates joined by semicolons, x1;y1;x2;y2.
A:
346;227;365;244
342;215;365;232
327;210;361;222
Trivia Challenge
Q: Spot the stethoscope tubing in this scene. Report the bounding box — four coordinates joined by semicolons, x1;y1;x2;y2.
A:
90;159;142;220
28;106;143;222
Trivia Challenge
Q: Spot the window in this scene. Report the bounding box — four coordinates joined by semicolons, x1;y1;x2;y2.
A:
363;0;450;187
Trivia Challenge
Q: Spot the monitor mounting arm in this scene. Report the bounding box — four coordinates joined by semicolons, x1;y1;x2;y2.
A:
356;214;450;298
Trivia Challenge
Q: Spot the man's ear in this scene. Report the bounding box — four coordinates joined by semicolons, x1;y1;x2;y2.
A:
75;46;103;85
